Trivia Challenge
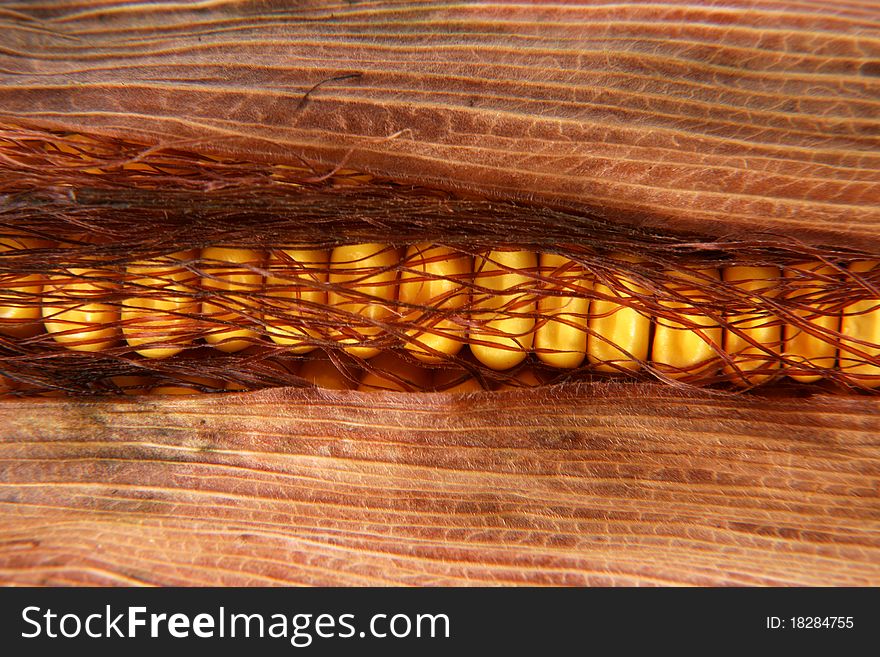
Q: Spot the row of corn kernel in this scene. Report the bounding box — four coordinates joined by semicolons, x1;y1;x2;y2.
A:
2;235;879;388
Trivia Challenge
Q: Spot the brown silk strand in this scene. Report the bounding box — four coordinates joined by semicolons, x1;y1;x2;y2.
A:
2;184;879;395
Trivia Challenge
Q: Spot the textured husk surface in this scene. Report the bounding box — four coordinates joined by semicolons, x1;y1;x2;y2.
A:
0;0;879;585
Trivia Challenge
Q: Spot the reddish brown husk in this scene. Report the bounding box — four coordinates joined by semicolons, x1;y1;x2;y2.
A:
0;1;879;586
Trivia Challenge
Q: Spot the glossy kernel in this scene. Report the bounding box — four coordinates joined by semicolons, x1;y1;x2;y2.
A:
722;265;781;386
42;266;120;352
201;247;263;353
470;250;537;371
265;247;329;353
783;261;839;383
399;243;471;363
534;253;590;369
588;254;650;373
328;243;399;359
652;268;722;380
122;249;199;358
0;234;51;338
839;261;880;388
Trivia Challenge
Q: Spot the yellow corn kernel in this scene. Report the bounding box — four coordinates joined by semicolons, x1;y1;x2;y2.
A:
399;243;471;363
651;268;722;380
121;249;199;359
357;351;432;392
0;234;51;338
265;248;328;353
783;262;839;383
200;247;263;353
534;253;590;369
839;261;880;387
470;250;537;370
328;243;399;359
722;265;781;386
42;266;120;352
587;255;650;373
298;352;358;390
